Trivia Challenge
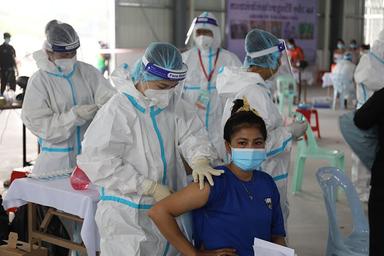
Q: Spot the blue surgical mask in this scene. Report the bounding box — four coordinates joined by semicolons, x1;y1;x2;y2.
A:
231;148;267;172
287;44;294;50
337;43;345;49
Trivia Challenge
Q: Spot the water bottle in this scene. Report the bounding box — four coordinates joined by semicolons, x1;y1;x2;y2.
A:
70;166;91;190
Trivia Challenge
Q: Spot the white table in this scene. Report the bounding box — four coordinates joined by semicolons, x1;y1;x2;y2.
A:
2;177;100;256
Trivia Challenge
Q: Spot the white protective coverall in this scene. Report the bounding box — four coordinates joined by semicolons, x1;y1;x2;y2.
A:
77;75;219;256
182;12;241;156
331;58;356;109
21;50;115;176
217;66;292;224
351;29;384;201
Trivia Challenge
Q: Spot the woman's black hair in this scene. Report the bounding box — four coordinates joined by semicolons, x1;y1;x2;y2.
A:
223;99;267;142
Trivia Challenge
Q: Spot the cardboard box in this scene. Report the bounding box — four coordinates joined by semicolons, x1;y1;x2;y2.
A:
0;233;47;256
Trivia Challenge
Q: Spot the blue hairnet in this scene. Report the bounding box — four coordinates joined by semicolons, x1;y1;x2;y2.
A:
243;29;281;70
131;42;184;83
46;22;80;52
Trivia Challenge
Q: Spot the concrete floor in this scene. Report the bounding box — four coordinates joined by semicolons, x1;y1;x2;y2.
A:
0;85;369;255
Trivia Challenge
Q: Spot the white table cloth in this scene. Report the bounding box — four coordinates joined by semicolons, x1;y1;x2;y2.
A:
2;177;100;256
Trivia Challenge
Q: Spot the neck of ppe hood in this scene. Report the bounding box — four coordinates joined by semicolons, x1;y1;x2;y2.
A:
33;49;60;72
216;67;265;97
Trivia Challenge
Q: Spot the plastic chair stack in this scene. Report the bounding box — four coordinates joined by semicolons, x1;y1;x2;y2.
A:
291;113;344;194
316;167;369;256
276;75;297;117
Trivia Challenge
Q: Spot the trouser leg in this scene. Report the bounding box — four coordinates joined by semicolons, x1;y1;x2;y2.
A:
368;185;384;256
351;153;371;201
0;70;6;94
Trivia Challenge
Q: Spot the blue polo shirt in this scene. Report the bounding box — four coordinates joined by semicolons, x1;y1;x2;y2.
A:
192;166;285;255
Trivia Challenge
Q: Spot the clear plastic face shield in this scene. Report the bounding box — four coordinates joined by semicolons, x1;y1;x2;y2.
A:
247;40;293;77
185;16;218;45
247;40;294;92
142;56;188;105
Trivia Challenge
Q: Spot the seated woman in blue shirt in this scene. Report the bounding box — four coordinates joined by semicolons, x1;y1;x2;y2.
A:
148;98;286;256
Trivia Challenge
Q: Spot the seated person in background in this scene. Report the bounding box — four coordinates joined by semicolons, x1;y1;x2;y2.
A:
287;38;305;68
333;38;346;65
148;98;286;256
348;39;360;64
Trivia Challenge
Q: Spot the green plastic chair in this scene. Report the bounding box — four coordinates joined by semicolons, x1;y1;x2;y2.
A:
291;113;345;194
276;75;297;117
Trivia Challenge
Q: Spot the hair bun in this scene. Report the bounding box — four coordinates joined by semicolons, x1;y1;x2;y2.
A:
231;99;244;115
231;97;259;116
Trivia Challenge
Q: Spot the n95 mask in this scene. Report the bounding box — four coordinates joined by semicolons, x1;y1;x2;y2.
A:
55;56;77;73
144;88;175;109
195;35;213;50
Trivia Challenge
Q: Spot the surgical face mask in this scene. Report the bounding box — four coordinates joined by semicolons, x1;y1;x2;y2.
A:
54;56;77;73
350;43;357;49
144;87;175;109
4;38;10;44
231;148;267;172
195;35;213;50
337;43;345;49
287;44;294;50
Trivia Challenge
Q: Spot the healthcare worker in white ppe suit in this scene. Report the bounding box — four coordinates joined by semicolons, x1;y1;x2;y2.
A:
351;29;384;202
331;52;356;110
216;28;307;227
77;42;221;256
21;20;115;177
182;12;241;156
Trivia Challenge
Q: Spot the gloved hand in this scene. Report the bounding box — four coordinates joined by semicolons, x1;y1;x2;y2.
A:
191;157;224;190
74;104;98;121
142;179;171;202
287;121;308;139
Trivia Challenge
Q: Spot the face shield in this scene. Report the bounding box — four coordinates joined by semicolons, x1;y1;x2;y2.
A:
141;56;188;106
185;13;221;49
44;22;80;53
185;16;218;45
246;40;294;89
142;56;188;82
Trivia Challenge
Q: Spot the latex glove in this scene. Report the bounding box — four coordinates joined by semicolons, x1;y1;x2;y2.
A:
191;157;224;190
142;179;171;202
287;121;308;139
75;104;98;121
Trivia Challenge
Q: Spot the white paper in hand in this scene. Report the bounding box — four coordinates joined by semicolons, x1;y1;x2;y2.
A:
253;238;294;256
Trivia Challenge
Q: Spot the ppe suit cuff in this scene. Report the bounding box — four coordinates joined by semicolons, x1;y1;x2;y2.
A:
191;155;220;167
191;156;209;165
71;107;89;126
139;178;156;196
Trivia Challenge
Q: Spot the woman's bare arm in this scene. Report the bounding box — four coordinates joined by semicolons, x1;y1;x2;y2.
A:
271;235;286;246
148;182;210;256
